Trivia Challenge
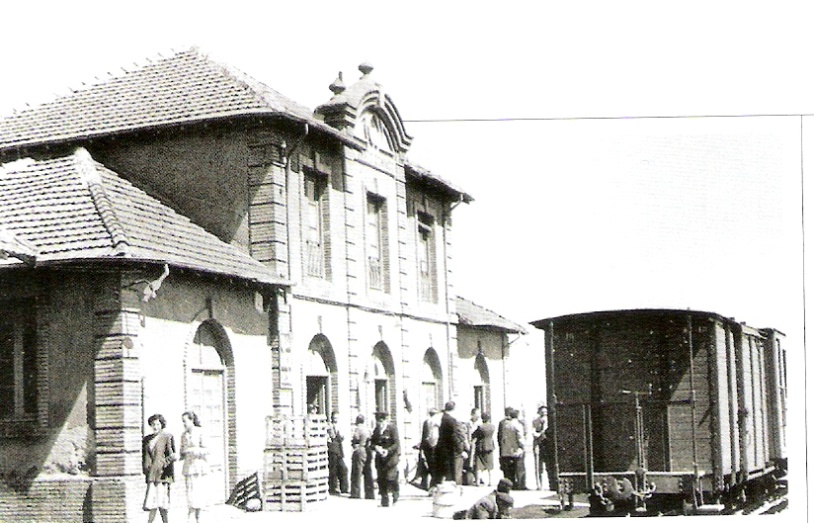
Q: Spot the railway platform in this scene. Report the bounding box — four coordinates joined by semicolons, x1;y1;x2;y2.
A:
204;483;571;521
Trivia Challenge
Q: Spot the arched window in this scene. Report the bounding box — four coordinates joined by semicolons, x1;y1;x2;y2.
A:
474;353;491;414
355;110;394;151
306;335;338;417
370;342;396;419
422;349;443;415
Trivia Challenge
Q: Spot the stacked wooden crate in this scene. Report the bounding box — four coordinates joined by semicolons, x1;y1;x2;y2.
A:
263;416;329;511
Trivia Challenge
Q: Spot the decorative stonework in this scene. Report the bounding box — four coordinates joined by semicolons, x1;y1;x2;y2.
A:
314;64;412;155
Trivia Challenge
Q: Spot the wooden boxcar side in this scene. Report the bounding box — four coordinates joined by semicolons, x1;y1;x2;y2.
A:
761;329;787;471
535;309;786;508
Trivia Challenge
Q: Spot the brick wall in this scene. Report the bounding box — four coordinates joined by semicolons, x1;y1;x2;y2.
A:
0;477;92;523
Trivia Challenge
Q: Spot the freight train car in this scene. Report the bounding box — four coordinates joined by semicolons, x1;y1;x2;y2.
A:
530;309;787;515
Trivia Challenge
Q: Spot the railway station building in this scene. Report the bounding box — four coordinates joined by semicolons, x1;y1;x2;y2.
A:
0;48;526;521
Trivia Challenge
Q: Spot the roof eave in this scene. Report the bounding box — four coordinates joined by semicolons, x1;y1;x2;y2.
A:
0;256;292;288
0;110;362;155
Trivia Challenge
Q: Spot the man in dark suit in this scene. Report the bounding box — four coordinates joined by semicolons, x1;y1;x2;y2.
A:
415;407;440;489
438;401;468;484
371;411;400;507
497;407;523;488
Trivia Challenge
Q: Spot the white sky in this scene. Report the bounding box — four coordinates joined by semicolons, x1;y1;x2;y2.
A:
0;1;809;514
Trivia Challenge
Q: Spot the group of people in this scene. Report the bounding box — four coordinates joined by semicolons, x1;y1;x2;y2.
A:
326;410;402;507
143;403;552;520
412;401;494;489
322;401;556;517
413;402;555;493
142;411;210;523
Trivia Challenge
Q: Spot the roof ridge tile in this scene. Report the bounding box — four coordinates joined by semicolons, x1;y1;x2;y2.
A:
73;148;130;256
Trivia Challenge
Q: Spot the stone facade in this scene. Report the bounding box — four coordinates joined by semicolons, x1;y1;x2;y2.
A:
0;53;525;521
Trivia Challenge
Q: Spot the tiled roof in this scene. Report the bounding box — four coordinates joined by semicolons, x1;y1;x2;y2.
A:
0;47;355;150
456;296;527;334
405;162;474;204
0;148;286;285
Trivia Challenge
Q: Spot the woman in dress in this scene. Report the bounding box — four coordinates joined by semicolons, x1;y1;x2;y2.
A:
180;411;209;523
143;413;177;523
472;411;496;487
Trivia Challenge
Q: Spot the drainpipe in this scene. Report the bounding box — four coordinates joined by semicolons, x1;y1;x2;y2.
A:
443;193;466;402
281;122;308;416
441;207;454;402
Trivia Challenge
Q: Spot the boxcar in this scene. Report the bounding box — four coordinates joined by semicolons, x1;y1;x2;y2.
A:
530;309;787;513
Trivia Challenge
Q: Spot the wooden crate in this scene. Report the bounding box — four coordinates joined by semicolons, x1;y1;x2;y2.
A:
266;416;328;447
227;471;262;510
264;446;328;481
263;479;328;512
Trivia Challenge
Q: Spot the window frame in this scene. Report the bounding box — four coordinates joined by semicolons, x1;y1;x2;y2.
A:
366;192;389;293
417;211;437;303
0;297;44;436
303;168;331;280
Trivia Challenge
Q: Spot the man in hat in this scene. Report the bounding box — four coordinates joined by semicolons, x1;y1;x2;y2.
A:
371;411;400;507
327;411;349;495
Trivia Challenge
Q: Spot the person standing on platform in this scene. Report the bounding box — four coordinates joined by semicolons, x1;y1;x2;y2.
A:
438;401;468;484
371;411;400;507
327;411;349;495
416;407;440;490
511;409;527;490
180;411;209;523
350;414;375;499
142;413;177;523
464;408;481;485
531;405;549;491
497;408;523;488
472;411;496;487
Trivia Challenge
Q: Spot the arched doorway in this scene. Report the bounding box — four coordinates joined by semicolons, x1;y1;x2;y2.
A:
370;342;396;418
474;353;491;415
305;335;338;417
422;348;443;415
186;321;234;503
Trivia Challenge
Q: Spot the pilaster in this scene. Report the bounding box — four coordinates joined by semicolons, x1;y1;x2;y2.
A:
91;272;144;523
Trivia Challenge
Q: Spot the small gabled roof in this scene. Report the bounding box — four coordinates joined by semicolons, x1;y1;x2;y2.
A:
456;296;527;334
0;148;287;286
405;161;474;204
0;47;356;151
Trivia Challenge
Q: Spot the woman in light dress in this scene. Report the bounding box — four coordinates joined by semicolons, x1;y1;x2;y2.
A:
180;411;209;523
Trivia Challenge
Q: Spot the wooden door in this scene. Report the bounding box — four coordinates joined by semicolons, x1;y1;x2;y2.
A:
189;369;227;503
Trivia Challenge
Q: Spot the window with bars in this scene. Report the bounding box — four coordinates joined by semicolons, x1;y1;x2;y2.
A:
366;193;388;292
417;212;437;302
304;171;330;279
0;299;37;421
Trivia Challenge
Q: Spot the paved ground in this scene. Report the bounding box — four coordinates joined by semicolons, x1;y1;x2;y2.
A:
204;484;578;521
